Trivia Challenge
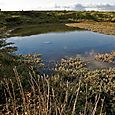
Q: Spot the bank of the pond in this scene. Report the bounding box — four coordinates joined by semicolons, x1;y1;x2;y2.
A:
66;22;115;36
1;22;115;38
0;23;79;38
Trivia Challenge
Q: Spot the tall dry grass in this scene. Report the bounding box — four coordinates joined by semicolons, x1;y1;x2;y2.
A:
0;67;107;115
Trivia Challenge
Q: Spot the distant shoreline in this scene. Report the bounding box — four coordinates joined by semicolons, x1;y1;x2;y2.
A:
1;11;115;37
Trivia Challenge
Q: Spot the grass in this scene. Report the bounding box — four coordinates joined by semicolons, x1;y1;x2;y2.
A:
0;11;115;114
0;11;115;37
0;57;115;115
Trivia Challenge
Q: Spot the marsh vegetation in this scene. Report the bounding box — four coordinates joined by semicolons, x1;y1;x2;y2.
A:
1;56;115;115
0;11;115;114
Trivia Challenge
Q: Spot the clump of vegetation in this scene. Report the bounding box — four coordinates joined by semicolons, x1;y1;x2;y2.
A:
0;40;16;63
17;54;44;68
95;51;115;64
54;57;88;82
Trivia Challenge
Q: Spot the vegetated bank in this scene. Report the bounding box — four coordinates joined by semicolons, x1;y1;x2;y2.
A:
0;11;115;37
66;21;115;35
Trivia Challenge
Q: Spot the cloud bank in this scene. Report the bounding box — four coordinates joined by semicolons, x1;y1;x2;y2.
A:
96;4;115;11
54;4;115;11
0;0;115;11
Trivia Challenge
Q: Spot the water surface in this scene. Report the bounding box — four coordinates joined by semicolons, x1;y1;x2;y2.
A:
7;31;115;61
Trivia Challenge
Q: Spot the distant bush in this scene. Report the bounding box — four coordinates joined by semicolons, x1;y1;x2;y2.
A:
5;16;23;26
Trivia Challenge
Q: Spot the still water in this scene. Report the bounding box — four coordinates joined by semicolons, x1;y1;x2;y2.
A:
7;30;115;61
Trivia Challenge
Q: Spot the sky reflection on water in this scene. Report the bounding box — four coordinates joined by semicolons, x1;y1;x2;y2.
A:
7;31;115;61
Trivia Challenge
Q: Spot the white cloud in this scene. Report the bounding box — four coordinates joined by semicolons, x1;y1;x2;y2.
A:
0;0;54;11
96;4;115;11
0;0;115;11
54;4;115;11
73;4;85;11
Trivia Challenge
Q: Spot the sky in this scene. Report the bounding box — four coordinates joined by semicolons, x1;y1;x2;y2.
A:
0;0;115;11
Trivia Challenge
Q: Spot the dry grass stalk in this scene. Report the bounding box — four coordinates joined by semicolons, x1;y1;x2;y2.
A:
72;79;81;115
10;79;17;114
29;72;36;115
13;67;27;114
92;82;102;115
100;97;105;115
4;88;10;114
45;77;50;114
84;83;88;115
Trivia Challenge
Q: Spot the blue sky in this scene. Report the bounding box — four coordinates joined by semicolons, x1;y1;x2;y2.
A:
0;0;115;11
